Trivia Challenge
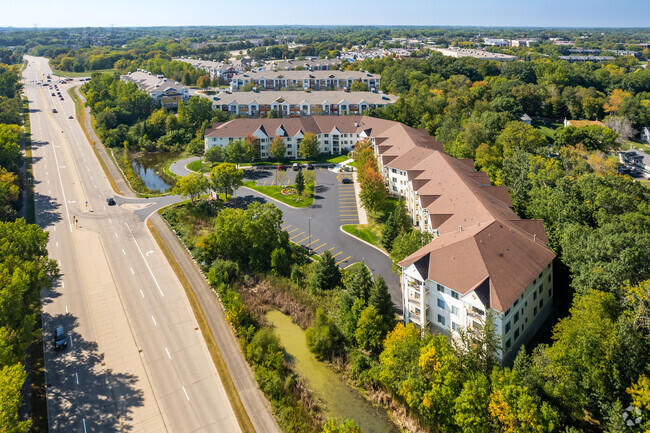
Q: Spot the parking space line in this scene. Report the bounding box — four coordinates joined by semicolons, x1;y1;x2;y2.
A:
290;231;305;240
296;235;311;243
331;251;343;258
320;247;335;256
335;256;352;266
305;238;320;247
312;243;327;250
341;219;359;221
340;205;357;208
287;228;298;234
281;224;292;230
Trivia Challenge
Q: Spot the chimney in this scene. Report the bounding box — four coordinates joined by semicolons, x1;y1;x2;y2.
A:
533;234;537;242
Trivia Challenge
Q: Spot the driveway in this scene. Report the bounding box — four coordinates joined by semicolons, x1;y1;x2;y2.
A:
238;167;402;310
169;156;201;177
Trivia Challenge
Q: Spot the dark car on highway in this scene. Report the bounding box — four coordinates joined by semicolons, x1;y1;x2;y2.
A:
106;197;116;206
54;326;67;350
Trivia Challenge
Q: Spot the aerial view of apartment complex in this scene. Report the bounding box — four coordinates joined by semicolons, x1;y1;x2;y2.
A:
204;115;555;363
121;70;190;108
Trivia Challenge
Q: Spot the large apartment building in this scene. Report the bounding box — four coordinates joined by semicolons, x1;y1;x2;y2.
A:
229;70;380;91
203;116;555;363
265;58;342;71
121;71;190;108
209;90;396;118
176;58;253;82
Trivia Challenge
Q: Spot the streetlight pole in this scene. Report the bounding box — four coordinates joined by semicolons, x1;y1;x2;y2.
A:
308;217;312;253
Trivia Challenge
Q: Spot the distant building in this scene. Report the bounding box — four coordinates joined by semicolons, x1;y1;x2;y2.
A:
558;55;614;63
176;58;252;82
265;58;342;71
431;47;517;61
208;90;396;118
483;38;508;46
121;71;189;109
520;114;532;125
619;150;650;179
510;39;539;47
229;70;380;92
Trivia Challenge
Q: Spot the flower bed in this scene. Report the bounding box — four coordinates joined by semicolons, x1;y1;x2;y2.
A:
281;187;296;195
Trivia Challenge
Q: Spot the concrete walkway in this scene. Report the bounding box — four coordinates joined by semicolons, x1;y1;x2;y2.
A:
169;156;201;177
331;158;354;173
352;171;369;224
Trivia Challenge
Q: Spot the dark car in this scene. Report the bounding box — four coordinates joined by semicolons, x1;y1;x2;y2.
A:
277;164;286;171
106;197;116;206
342;177;353;184
307;163;314;170
54;326;67;350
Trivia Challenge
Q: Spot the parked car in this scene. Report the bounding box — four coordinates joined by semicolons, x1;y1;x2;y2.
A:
106;197;116;206
307;163;314;170
292;163;300;171
277;164;286;171
342;177;353;184
54;326;67;350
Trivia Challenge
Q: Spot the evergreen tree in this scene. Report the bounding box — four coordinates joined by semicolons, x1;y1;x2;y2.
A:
310;250;341;291
380;199;411;251
343;261;373;303
295;168;305;198
369;275;396;330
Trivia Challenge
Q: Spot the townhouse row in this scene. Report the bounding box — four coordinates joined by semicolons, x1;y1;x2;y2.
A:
229;70;380;91
203;115;555;364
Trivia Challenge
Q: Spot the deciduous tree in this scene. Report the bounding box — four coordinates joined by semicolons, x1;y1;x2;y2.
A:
298;132;319;161
209;163;244;200
173;172;209;203
269;136;286;161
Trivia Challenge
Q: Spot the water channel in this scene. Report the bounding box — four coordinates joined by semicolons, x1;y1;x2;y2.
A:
266;310;399;433
130;152;177;192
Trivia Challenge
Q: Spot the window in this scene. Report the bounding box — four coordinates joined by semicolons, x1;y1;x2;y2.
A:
452;306;459;316
534;306;537;315
261;152;266;157
437;315;445;326
504;308;511;317
548;274;552;282
539;299;544;309
538;285;543;295
513;299;519;307
514;312;519;324
533;291;537;300
505;321;511;333
437;298;445;310
452;322;460;331
451;291;460;300
505;338;511;349
437;284;444;292
514;329;520;339
548;287;552;297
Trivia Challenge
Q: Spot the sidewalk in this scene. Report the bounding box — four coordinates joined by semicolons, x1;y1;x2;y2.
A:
352;171;368;224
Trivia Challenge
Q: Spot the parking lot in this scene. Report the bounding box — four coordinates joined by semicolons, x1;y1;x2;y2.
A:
239;167;401;307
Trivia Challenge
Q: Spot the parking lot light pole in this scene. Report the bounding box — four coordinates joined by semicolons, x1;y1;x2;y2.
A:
308;217;312;253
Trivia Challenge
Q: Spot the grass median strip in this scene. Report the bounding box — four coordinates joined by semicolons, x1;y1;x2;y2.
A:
243;181;313;208
147;219;256;433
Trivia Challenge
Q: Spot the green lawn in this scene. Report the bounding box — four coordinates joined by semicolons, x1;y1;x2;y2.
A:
52;68;117;78
532;120;562;143
342;222;385;250
239;153;350;167
620;140;650;153
243;181;313;207
638;179;650;189
187;159;213;173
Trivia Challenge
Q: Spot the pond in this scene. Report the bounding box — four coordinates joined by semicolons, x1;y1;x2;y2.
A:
131;152;178;192
266;310;399;433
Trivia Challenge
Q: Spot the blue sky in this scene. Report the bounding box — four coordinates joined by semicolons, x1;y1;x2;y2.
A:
3;0;650;28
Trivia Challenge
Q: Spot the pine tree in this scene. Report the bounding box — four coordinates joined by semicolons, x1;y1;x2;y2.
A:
369;274;396;329
344;261;373;303
380;199;411;251
295;168;305;198
310;250;342;291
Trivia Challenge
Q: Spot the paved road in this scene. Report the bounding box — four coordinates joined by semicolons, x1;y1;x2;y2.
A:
25;56;245;433
169;156;201;178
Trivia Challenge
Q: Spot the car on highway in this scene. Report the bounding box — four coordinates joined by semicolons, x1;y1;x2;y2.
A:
106;197;116;206
342;177;353;184
68;115;73;119
54;326;67;350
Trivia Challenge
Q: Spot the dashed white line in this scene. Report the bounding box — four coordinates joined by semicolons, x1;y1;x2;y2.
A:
165;347;171;359
82;418;87;433
122;249;126;255
151;316;157;326
108;218;112;223
69;336;73;347
75;372;79;385
125;223;165;297
65;306;68;313
130;267;135;275
61;281;64;289
182;386;189;400
55;241;59;247
114;232;118;239
140;289;144;298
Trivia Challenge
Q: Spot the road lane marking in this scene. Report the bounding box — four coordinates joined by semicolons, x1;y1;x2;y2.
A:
165;347;171;359
122;249;126;255
286;228;298;234
331;251;343;258
103;205;106;210
130;267;135;275
152;316;157;326
65;306;68;313
296;235;311;243
55;241;59;247
61;281;64;288
335;256;351;266
69;336;73;347
320;247;335;256
305;238;320;246
115;232;118;238
126;223;166;297
75;372;79;385
182;386;190;400
312;243;327;250
290;231;305;240
341;219;359;221
83;419;87;433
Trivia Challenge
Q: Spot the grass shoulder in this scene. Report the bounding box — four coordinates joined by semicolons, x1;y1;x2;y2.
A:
342;223;385;250
243;180;314;208
187;158;212;173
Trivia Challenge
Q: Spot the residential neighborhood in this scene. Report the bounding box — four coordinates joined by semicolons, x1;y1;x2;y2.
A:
229;70;381;91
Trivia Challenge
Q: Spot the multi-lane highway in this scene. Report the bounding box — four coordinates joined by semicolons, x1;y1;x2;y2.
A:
24;56;243;432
